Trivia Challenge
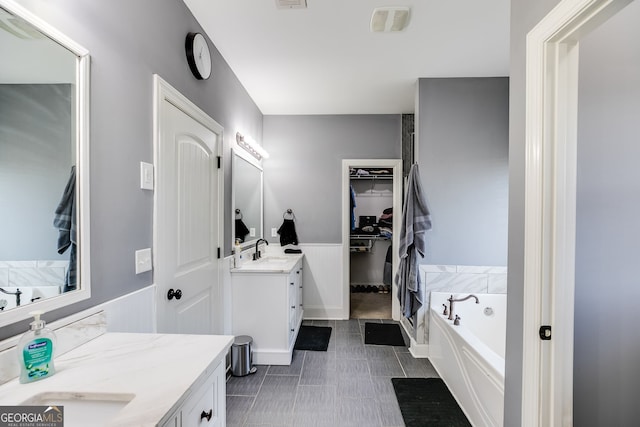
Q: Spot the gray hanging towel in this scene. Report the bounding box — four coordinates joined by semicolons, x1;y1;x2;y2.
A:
277;219;299;246
235;218;250;242
395;164;431;318
53;165;77;292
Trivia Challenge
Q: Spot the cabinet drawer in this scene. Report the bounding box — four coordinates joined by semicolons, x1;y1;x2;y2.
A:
181;364;224;427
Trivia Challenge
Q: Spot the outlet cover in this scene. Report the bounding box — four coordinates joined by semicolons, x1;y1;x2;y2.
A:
271;228;278;237
135;248;152;274
249;227;256;237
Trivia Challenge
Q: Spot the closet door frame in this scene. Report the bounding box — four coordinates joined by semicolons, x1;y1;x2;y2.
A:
341;159;403;320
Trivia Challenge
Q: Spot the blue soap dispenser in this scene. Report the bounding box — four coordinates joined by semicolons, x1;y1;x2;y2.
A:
18;310;56;383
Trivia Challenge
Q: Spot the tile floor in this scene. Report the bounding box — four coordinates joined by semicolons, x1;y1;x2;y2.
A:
226;319;439;427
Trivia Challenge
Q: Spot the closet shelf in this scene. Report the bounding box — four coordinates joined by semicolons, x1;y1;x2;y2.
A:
350;234;391;240
350;174;393;180
349;235;391;253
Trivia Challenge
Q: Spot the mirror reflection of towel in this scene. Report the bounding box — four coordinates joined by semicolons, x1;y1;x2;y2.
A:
235;218;250;242
53;166;76;292
277;219;299;246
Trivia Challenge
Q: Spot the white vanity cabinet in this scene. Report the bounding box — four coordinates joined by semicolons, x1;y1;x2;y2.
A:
231;256;303;365
0;333;233;427
161;360;226;427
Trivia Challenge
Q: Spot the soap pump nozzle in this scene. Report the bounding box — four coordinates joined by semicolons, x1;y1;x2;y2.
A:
29;310;46;332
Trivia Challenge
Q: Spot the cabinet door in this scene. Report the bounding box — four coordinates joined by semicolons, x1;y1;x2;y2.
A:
181;362;225;427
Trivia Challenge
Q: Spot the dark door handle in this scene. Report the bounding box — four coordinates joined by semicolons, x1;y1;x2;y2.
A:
200;409;212;421
167;288;182;300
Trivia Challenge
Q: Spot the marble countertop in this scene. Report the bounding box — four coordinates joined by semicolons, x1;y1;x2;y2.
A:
231;253;303;274
0;332;233;426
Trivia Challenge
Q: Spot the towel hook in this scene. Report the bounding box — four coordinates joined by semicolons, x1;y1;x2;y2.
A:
283;209;295;220
235;208;243;219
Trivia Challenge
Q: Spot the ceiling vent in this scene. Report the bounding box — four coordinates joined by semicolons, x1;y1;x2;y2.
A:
276;0;307;9
370;7;411;33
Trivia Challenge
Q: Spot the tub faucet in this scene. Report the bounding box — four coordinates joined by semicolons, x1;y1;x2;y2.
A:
253;239;269;260
447;294;479;321
0;287;21;307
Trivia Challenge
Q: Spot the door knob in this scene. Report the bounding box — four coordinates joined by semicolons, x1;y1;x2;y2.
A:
167;288;182;300
200;409;212;421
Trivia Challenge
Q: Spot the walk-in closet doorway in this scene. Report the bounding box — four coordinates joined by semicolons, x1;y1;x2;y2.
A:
341;159;402;320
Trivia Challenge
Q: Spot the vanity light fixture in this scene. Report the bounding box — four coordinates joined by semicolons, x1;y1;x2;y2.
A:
236;132;270;161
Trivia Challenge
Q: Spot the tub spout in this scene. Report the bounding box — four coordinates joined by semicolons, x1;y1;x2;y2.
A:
447;294;480;321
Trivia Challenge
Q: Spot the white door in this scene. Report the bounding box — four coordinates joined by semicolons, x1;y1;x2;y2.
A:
154;76;223;335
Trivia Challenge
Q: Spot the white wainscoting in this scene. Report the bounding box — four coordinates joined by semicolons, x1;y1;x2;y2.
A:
102;285;156;333
299;244;345;320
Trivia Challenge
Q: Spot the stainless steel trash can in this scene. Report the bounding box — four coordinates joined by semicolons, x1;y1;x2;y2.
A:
231;335;257;376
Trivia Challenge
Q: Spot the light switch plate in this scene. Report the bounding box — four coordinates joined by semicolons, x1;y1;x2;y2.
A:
135;248;152;274
271;228;278;237
140;162;154;190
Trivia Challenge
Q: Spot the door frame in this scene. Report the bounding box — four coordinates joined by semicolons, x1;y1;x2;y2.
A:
341;159;403;320
522;0;632;424
152;75;225;333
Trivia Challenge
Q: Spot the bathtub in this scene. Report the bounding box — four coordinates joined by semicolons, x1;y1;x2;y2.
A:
428;292;506;427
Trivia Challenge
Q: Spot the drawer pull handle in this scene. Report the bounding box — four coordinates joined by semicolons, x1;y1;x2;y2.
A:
201;409;212;421
290;282;294;286
291;305;296;309
291;328;295;332
167;289;182;300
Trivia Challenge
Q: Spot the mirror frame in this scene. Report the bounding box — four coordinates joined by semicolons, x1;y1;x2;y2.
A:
231;147;264;250
0;0;91;327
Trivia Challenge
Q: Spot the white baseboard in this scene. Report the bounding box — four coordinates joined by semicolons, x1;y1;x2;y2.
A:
408;340;430;358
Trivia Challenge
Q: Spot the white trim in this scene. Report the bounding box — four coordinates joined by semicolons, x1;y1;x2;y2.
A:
152;75;225;334
523;0;632;425
0;0;90;57
0;0;91;327
341;159;402;320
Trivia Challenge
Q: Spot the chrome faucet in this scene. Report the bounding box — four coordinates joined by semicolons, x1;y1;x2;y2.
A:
447;294;479;321
253;238;269;260
0;287;22;307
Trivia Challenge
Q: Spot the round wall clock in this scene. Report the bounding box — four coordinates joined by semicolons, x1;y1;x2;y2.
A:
185;32;212;80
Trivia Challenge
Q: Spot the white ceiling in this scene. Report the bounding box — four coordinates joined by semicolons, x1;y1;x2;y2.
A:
183;0;510;115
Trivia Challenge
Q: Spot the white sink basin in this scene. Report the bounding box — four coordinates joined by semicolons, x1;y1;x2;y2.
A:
21;392;134;427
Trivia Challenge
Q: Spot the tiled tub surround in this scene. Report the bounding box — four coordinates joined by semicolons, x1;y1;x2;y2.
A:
400;265;507;355
0;261;66;309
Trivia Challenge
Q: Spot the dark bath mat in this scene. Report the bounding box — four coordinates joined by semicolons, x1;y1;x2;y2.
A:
364;322;406;346
294;326;332;351
392;378;471;427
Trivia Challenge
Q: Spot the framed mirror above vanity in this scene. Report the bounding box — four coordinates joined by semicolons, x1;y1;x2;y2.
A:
0;0;90;327
232;132;265;249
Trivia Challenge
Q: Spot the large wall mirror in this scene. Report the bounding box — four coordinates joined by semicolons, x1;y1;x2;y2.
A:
232;149;263;249
0;0;90;327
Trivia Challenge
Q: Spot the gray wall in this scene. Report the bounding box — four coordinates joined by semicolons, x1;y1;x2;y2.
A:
262;115;401;244
0;0;263;340
574;2;640;425
0;84;71;261
417;78;509;267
